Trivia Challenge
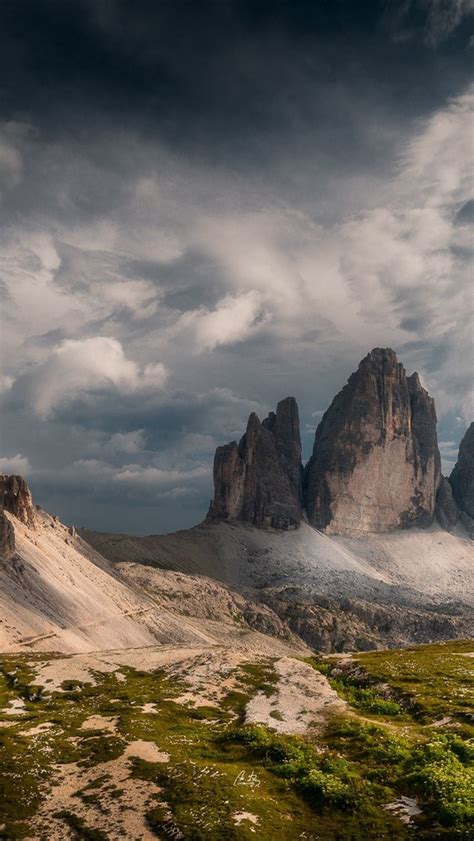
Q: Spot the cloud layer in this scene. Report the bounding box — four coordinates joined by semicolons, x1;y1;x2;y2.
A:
0;2;472;532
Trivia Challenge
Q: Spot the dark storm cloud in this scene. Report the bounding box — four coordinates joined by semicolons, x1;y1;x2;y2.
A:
1;1;472;164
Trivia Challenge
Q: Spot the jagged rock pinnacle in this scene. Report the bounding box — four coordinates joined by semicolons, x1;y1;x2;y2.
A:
207;396;302;529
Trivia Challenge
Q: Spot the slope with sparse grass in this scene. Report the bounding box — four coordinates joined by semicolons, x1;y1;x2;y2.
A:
0;640;471;840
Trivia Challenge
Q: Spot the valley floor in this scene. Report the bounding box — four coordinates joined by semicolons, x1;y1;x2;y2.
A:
0;639;472;840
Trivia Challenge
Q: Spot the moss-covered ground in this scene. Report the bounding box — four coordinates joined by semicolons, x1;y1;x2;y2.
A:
0;640;472;840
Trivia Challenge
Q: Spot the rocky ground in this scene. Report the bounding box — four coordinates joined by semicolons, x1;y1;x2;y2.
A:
4;500;472;657
0;510;305;656
83;518;474;651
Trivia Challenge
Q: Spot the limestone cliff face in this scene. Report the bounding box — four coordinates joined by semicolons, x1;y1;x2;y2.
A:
449;423;474;537
304;349;441;535
207;397;302;529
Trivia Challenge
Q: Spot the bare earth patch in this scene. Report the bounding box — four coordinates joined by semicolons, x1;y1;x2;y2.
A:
2;697;26;716
245;656;346;734
169;649;257;708
29;738;170;841
80;715;119;733
20;721;55;737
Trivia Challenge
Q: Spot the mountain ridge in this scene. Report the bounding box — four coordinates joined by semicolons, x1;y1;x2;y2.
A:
208;347;470;538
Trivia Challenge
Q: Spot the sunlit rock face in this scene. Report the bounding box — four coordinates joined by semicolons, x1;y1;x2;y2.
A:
449;423;474;538
304;348;441;535
207;397;302;529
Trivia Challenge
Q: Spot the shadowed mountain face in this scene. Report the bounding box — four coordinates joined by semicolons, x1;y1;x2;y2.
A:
207;396;302;529
210;349;444;535
450;422;474;537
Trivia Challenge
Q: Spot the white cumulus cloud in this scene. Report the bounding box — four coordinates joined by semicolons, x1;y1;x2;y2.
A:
178;290;269;351
15;337;168;418
0;454;31;475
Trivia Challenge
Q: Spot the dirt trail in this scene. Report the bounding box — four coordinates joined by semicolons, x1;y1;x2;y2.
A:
18;606;160;646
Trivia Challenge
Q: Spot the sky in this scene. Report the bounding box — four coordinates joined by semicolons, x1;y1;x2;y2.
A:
0;0;473;534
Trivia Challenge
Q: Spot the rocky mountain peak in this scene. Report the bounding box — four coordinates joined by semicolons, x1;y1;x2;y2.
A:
0;474;37;558
304;348;441;535
449;423;474;537
207;396;302;529
1;474;36;528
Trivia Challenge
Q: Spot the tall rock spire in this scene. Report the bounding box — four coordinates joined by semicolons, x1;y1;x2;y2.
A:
207;397;302;529
304;348;441;535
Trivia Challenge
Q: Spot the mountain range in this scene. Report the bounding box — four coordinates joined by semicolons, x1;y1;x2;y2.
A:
0;348;472;655
207;347;472;537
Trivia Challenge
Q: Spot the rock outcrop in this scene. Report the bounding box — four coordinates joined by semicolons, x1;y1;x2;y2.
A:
0;474;36;528
207;397;302;529
0;474;37;558
435;477;459;532
449;423;474;538
304;348;441;535
0;513;15;558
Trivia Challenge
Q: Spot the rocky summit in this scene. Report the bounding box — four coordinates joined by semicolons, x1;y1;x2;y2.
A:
207;396;302;529
209;348;451;536
304;348;441;535
449;422;474;537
